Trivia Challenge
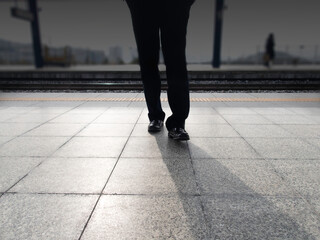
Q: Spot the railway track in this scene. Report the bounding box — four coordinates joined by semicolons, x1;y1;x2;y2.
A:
1;70;320;91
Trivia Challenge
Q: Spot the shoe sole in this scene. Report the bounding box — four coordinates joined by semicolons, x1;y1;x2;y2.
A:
148;128;162;133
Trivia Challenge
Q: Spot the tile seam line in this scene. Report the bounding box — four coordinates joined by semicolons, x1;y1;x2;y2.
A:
0;100;90;199
215;106;309;198
0;99;87;146
247;106;320;220
187;122;212;237
77;108;143;240
216;109;320;223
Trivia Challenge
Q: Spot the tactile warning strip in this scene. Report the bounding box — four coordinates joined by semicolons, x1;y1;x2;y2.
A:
0;97;320;102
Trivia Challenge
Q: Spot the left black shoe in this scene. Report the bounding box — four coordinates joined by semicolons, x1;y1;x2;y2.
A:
168;128;190;141
148;120;163;133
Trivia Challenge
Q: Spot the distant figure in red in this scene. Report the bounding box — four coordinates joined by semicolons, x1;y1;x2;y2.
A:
125;0;195;141
264;33;275;68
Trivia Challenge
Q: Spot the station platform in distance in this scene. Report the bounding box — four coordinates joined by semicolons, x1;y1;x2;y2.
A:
0;91;320;239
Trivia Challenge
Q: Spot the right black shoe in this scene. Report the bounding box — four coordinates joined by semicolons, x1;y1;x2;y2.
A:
148;120;163;133
168;128;190;141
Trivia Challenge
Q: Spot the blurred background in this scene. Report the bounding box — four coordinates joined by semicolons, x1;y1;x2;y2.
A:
0;0;319;68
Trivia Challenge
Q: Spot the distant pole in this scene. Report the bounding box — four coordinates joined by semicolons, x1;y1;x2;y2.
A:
212;0;224;68
28;0;44;68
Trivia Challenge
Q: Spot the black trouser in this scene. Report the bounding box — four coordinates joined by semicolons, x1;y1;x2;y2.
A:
126;0;194;130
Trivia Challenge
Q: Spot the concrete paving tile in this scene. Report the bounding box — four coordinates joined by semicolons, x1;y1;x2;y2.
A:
98;102;132;107
304;115;320;124
280;125;320;138
0;136;13;146
81;195;209;240
76;102;111;108
224;102;280;108
137;111;170;124
193;159;295;196
0;157;43;192
271;160;320;197
289;107;320;115
78;124;134;137
276;102;320;108
0;101;35;107
190;102;225;107
0;123;39;136
98;92;139;98
0;113;20;122
8;113;59;123
24;123;86;137
187;115;227;124
1;106;36;113
28;107;71;114
307;198;320;216
0;136;70;157
67;107;107;115
189;107;218;115
10;158;117;194
50;113;99;123
306;138;320;149
232;124;294;138
53;137;127;158
264;115;318;124
104;107;143;114
196;102;228;107
245;138;320;159
104;158;198;195
127;102;148;107
216;107;257;115
93;113;140;124
186;124;240;137
138;107;170;124
201;195;320;239
141;107;170;116
131;124;168;137
0;194;98;240
265;197;320;239
33;102;81;108
222;114;273;124
122;136;190;159
252;107;297;115
189;138;260;159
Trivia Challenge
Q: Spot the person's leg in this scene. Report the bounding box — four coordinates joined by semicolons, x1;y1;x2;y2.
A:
126;0;165;121
160;0;194;130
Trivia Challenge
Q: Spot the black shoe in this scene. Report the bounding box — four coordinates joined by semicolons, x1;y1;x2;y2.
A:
148;120;163;132
168;128;190;141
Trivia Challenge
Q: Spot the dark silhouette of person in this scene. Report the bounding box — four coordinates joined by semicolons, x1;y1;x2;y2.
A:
125;0;196;141
264;33;275;67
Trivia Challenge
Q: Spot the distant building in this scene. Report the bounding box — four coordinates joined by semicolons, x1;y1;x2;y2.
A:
0;39;33;64
0;38;107;65
108;46;123;64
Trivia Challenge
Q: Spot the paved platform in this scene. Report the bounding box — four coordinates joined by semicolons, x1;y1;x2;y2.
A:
0;91;320;239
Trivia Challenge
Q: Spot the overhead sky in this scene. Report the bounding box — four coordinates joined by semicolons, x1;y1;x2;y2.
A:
0;0;320;62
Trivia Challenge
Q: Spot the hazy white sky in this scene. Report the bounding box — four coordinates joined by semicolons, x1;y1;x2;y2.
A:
0;0;320;61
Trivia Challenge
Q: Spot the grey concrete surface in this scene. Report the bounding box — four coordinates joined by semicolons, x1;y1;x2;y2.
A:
0;91;320;239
